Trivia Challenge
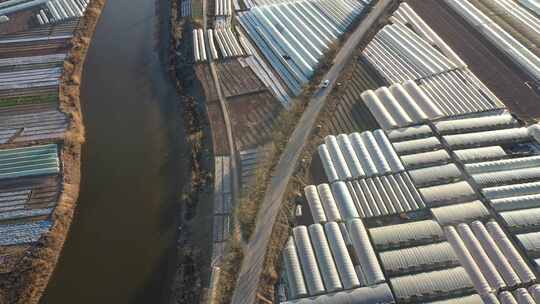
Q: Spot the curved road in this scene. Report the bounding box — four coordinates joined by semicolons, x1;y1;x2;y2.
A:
40;0;189;303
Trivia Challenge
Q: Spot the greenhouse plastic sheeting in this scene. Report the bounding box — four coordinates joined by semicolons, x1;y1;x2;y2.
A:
283;237;308;299
392;136;441;155
390;267;474;302
419;181;477;207
433;114;516;135
0;144;59;180
400;149;451;169
379;242;458;276
282;283;395;304
465;156;540;175
453;146;507;163
421;294;484;304
386;125;432;142
501;208;540;231
482;181;540;200
444;128;530;149
370;220;444;250
473;167;540;187
408;163;462;187
430;201;489;226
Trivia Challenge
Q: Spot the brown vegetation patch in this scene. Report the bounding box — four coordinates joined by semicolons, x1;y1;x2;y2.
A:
0;245;30;274
207;101;229;155
213;237;244;304
227;91;282;151
216;60;266;98
169;246;204;304
168;2;215;302
196;64;219;102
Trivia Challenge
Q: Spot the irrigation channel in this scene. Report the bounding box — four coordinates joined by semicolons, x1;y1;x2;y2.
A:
40;0;190;303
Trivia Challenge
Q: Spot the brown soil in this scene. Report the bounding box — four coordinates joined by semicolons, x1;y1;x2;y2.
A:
216;60;266;98
0;10;34;35
227;90;282;151
196;65;219;102
0;1;106;303
206;100;229;155
0;245;30;274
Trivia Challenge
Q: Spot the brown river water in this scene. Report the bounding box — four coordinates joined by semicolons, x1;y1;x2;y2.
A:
40;0;190;302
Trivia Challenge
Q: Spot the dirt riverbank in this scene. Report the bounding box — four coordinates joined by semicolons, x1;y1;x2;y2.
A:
168;2;215;303
0;1;106;303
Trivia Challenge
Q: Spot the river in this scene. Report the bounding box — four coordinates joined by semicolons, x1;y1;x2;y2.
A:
40;0;189;303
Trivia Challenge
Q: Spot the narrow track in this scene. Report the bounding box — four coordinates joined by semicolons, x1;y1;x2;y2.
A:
202;0;241;262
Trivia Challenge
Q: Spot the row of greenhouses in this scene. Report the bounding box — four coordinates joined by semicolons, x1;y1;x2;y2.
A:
304;172;424;222
238;0;373;95
362;2;466;82
282;112;540;302
318;130;403;182
0;0;90;25
361;3;504;124
283;221;386;300
444;0;540;81
0;0;79;249
0;144;59;180
280;1;540;303
0;104;68;144
193;27;247;62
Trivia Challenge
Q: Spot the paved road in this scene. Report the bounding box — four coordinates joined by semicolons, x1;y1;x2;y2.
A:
230;1;394;303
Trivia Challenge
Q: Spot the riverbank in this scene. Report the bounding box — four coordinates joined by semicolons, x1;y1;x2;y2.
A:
0;1;106;303
168;2;214;303
39;0;192;301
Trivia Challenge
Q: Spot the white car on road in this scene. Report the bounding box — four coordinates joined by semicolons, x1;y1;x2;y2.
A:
321;80;330;88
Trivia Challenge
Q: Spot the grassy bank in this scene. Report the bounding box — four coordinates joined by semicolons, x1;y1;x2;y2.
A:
213;239;244;303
